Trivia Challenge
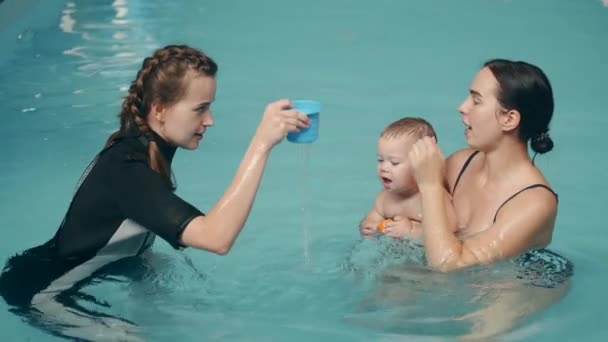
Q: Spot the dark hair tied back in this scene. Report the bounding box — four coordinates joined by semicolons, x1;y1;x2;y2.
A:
531;130;554;154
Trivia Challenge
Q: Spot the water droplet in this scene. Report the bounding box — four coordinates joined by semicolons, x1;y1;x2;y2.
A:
16;30;35;42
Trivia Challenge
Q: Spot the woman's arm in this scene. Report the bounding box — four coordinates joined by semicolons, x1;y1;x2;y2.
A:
418;184;556;271
409;137;557;272
179;99;309;254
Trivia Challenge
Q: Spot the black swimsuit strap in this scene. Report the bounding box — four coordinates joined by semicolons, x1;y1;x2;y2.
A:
451;150;480;195
493;184;558;223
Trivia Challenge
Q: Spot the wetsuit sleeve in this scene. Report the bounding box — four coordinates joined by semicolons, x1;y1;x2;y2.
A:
109;159;204;249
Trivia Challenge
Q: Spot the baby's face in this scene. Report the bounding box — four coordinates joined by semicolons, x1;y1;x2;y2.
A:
376;135;418;194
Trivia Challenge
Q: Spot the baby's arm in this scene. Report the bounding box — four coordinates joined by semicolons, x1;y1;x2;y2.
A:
359;192;385;237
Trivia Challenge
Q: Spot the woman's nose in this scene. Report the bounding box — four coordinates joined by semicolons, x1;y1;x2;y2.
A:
457;98;469;115
203;112;215;127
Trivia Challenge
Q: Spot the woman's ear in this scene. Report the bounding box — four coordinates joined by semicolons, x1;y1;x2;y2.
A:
500;108;521;133
151;102;166;123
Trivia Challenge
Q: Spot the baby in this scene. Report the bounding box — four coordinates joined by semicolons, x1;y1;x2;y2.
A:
359;117;455;241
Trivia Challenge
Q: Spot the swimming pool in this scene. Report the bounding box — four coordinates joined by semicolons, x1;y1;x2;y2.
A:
0;0;606;340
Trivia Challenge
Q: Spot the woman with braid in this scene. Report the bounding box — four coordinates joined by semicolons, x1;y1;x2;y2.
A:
0;45;309;340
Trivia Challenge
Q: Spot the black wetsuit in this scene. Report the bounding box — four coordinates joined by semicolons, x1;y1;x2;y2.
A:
0;130;203;309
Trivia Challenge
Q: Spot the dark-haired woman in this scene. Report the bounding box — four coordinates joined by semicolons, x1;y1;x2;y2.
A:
409;59;560;272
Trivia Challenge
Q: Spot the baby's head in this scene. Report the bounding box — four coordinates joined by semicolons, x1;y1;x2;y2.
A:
377;117;437;194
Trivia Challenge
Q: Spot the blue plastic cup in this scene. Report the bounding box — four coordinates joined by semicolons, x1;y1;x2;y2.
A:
287;100;320;144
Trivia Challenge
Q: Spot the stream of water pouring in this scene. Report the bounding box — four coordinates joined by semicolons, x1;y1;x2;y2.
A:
297;144;312;267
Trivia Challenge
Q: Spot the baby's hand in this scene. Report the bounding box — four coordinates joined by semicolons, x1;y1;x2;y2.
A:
359;219;378;237
382;216;417;239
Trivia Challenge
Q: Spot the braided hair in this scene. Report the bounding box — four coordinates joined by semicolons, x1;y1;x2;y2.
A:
107;45;217;189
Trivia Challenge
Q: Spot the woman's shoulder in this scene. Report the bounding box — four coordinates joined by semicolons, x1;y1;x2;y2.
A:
445;148;479;189
101;135;149;164
515;163;556;200
446;148;478;166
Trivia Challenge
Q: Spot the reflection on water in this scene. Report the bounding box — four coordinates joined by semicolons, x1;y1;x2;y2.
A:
344;238;572;340
0;0;161;140
59;2;75;33
12;249;213;342
57;0;148;78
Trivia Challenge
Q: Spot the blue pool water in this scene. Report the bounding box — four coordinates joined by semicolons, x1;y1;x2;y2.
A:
0;0;607;340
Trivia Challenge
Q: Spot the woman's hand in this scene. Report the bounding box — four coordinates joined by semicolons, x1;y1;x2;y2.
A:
253;99;310;148
409;136;446;189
